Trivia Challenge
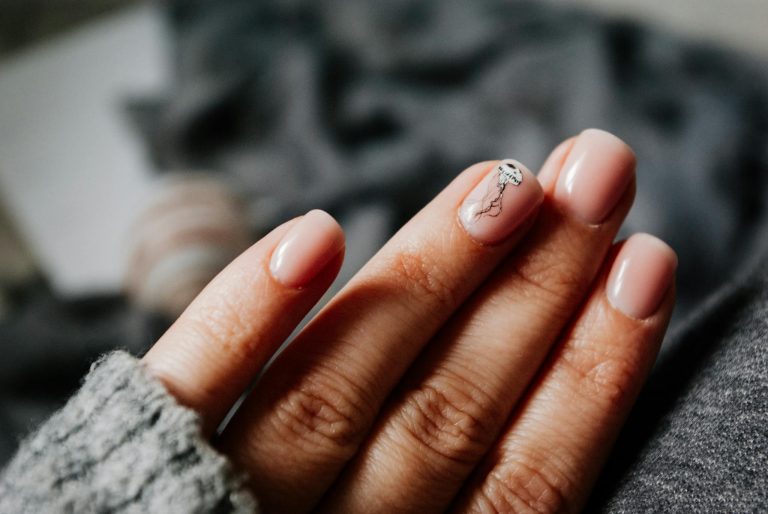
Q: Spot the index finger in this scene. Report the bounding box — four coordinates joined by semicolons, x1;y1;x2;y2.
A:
143;210;345;433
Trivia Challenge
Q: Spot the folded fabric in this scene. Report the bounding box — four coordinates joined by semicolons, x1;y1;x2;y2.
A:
0;352;257;514
590;249;768;511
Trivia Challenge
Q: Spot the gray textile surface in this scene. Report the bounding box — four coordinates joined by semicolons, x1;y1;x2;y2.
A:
0;352;257;514
589;253;768;512
137;0;768;326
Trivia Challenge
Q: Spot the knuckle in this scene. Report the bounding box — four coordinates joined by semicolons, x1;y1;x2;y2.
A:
559;343;639;415
398;380;495;466
388;249;458;308
273;371;372;458
480;458;571;514
186;294;254;354
508;250;591;312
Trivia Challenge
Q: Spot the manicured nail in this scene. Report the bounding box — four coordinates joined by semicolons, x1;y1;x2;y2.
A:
459;160;543;245
607;233;677;319
270;210;345;288
555;128;635;224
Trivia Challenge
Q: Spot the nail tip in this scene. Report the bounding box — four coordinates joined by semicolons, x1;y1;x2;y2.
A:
582;128;637;161
305;208;334;224
633;233;678;268
308;209;346;246
269;210;345;288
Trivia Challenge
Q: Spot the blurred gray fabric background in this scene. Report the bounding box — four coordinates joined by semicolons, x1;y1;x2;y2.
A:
133;0;768;327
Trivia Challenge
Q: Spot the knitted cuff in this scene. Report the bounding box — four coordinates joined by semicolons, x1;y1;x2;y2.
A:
0;351;257;513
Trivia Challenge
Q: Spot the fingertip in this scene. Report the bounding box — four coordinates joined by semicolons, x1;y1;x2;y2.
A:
579;128;637;163
606;233;677;320
554;129;637;225
307;209;346;250
269;209;346;289
537;136;577;191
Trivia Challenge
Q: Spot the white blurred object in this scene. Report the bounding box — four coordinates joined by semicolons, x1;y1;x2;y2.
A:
125;175;251;318
0;4;170;297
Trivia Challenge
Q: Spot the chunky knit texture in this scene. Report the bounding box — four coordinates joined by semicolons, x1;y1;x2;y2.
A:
0;352;257;513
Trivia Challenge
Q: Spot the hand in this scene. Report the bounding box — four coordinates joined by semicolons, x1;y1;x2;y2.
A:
143;129;677;513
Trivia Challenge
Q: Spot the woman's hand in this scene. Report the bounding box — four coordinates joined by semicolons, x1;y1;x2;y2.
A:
143;129;677;513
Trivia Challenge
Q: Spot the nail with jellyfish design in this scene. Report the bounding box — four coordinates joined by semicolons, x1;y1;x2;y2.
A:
459;159;543;245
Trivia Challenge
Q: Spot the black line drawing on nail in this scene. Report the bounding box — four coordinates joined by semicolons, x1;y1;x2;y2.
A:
474;161;523;218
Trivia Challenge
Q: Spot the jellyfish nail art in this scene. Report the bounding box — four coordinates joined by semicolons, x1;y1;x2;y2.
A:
459;159;542;244
473;161;524;219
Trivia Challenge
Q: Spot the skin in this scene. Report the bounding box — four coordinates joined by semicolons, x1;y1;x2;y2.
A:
143;131;676;513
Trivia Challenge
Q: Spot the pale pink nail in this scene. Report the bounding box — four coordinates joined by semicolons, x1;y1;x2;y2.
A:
459;160;543;245
269;210;345;288
607;233;677;319
555;128;635;224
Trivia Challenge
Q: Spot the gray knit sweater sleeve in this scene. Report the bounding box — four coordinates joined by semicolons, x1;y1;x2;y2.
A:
0;351;258;514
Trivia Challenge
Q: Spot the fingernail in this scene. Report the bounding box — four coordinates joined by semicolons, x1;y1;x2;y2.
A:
555;128;635;224
269;210;345;288
459;160;543;245
607;233;677;319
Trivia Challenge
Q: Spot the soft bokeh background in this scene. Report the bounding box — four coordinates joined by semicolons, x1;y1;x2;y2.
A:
1;0;767;467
